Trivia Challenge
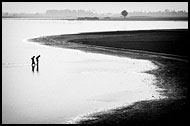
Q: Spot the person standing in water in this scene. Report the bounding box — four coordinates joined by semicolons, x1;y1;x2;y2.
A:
31;56;35;66
36;55;40;65
36;55;40;72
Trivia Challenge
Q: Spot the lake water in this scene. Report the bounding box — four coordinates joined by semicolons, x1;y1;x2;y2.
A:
2;20;187;124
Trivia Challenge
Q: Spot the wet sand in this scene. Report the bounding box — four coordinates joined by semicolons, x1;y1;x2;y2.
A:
29;29;189;125
74;59;189;125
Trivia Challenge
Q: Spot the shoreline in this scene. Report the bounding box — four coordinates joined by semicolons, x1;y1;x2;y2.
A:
29;29;188;58
73;59;189;125
2;17;188;21
29;29;189;124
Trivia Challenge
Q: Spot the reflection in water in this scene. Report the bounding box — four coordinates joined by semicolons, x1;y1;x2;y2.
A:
31;64;39;73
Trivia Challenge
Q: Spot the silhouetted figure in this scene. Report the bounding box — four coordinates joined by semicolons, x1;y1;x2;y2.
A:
36;62;39;72
31;56;35;66
36;55;40;65
36;55;40;72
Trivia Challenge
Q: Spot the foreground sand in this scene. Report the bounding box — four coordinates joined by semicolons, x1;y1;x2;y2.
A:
29;29;189;125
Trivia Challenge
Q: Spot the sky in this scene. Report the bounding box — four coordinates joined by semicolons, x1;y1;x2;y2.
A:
2;2;188;14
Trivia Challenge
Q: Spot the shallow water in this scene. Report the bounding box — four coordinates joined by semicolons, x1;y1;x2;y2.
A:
2;20;187;124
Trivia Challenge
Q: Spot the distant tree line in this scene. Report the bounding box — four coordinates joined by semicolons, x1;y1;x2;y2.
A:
2;9;188;19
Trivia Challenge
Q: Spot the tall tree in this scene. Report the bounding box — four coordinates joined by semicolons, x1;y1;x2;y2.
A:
121;10;128;19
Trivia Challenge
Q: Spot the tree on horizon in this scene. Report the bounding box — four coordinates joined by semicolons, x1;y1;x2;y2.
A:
121;10;128;19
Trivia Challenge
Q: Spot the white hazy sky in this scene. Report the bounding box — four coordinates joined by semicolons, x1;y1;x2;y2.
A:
2;2;188;13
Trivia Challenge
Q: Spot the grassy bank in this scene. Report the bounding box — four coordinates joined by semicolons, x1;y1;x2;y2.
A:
29;29;189;125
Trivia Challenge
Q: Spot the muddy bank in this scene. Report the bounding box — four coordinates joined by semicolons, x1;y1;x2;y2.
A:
29;29;189;125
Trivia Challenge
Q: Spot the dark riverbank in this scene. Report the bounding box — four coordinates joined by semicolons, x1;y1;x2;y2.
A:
29;29;189;125
30;29;188;58
69;29;188;57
